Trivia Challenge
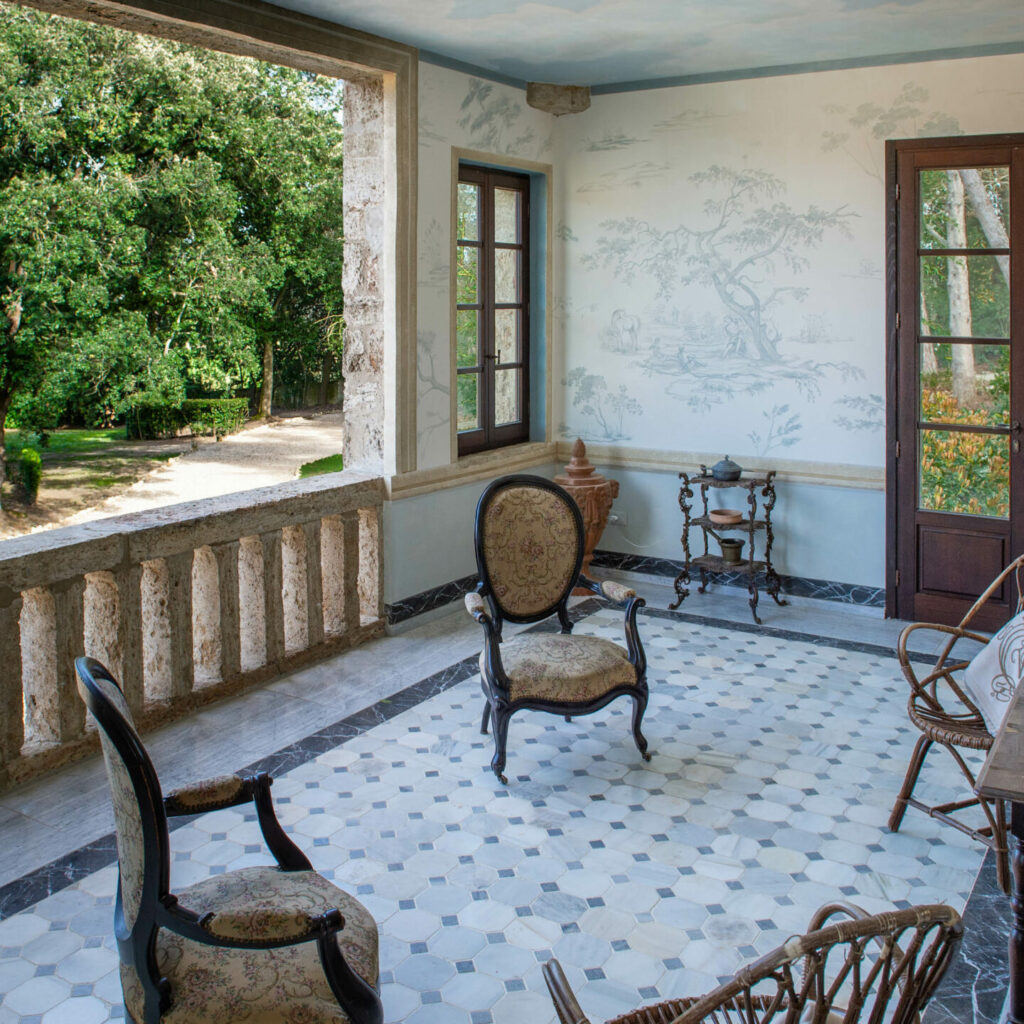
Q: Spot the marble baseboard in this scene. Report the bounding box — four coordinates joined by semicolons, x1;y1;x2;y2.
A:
923;850;1011;1024
386;573;480;624
591;549;885;607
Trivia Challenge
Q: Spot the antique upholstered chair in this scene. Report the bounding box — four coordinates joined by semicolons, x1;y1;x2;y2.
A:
888;553;1024;894
75;656;382;1024
544;902;962;1024
466;474;649;784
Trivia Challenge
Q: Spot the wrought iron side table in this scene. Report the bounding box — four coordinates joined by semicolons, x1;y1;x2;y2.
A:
669;468;785;624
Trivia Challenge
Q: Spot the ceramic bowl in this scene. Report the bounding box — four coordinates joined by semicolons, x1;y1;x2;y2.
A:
709;508;744;525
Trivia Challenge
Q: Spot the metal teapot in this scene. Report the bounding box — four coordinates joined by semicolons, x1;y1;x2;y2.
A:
711;455;742;481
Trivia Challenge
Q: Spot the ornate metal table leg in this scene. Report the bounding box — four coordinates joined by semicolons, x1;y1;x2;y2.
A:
766;566;787;607
698;566;709;594
747;576;761;625
1010;801;1024;1024
669;567;690;610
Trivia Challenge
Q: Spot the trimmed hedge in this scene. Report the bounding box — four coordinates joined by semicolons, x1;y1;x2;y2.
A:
127;398;249;440
19;447;42;503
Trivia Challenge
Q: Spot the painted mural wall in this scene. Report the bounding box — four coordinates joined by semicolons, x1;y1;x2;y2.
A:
398;55;1024;603
416;62;557;471
555;55;1024;588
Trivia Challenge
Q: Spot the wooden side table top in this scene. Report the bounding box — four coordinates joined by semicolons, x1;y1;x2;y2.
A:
976;686;1024;803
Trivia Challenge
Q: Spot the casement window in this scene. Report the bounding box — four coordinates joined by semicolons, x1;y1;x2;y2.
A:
456;165;530;456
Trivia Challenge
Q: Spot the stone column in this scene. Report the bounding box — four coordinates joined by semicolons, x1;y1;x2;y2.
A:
343;77;387;472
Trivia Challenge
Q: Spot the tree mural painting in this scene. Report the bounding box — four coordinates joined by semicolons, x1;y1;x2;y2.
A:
560;367;641;442
586;166;860;410
749;404;802;456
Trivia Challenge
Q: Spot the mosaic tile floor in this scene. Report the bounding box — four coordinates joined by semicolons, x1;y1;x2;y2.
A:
0;603;988;1024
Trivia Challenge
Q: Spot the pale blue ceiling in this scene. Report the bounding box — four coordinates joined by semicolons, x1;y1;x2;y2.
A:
268;0;1024;88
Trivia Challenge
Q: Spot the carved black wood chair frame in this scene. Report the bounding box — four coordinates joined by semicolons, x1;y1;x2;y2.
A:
467;474;650;784
75;656;383;1024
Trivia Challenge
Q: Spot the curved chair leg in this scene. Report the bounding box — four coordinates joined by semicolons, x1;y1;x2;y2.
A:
888;735;932;832
490;708;511;785
480;702;491;735
631;691;651;762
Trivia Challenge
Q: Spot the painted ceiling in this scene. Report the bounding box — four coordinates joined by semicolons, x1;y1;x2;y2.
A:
268;0;1024;87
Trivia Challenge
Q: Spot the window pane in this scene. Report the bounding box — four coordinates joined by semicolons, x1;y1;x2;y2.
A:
919;343;1008;426
495;309;519;364
457;372;480;431
495;368;520;426
919;167;1009;250
919;429;1008;518
457;310;479;368
457;246;478;304
494;249;519;304
494;187;520;243
458;182;479;241
919;254;1009;338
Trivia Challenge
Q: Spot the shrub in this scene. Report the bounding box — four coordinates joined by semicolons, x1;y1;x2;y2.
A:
127;398;248;439
19;448;42;504
181;399;248;438
126;400;187;439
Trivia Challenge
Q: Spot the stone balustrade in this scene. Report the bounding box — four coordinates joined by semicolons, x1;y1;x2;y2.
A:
0;472;384;790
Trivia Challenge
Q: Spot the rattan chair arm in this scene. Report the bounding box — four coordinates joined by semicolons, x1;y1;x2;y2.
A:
543;959;592;1024
898;623;990;720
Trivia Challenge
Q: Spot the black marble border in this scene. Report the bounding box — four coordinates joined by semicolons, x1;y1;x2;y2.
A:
924;850;1011;1024
0;600;968;923
0;601;600;920
591;549;885;607
385;573;479;625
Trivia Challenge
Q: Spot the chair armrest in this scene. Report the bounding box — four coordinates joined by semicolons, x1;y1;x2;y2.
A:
543;959;593;1024
164;773;252;816
466;591;489;622
162;896;344;950
577;575;638;605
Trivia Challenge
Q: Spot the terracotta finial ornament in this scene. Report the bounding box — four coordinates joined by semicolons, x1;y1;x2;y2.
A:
555;439;619;594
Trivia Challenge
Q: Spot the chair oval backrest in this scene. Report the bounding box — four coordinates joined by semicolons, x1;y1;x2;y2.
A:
75;657;167;935
476;476;584;622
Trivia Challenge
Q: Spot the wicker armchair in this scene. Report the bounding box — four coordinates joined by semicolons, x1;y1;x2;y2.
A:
467;474;649;784
76;656;382;1024
544;903;962;1024
888;553;1024;894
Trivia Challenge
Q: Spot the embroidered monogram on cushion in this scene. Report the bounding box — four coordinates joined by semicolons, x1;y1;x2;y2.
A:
963;609;1024;733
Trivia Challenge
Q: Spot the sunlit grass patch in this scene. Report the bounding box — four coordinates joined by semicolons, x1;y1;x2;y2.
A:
299;453;344;478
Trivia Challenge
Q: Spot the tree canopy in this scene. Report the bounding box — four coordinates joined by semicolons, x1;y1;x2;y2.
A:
0;4;346;453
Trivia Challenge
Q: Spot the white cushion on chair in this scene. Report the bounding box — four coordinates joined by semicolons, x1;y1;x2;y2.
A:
963;609;1024;734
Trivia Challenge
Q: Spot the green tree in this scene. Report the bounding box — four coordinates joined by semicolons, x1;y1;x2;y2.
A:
0;5;345;501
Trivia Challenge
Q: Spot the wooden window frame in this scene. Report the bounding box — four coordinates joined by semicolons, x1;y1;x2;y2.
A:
456;164;531;457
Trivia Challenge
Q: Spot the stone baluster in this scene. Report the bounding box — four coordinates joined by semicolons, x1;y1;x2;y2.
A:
53;578;86;742
213;541;242;682
165;552;195;699
0;589;24;779
342;511;362;632
358;506;381;623
116;564;145;717
260;530;285;666
303;520;325;648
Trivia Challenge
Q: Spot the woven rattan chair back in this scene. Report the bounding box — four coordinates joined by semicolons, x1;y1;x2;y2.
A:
545;904;962;1024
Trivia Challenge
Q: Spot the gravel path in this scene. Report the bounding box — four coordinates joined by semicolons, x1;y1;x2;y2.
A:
60;412;345;526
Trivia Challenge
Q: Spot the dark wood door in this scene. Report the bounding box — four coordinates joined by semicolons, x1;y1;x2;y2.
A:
887;136;1024;629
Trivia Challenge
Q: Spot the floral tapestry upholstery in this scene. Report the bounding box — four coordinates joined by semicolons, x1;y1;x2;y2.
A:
600;580;637;604
482;485;579;618
181;867;367;946
165;774;247;814
76;674;145;931
121;870;378;1024
491;634;635;703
